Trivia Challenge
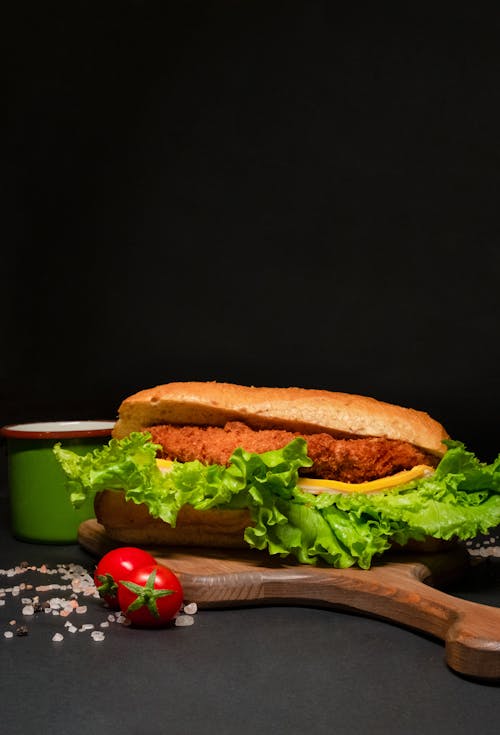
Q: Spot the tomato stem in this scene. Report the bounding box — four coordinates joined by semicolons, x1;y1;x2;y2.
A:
96;572;118;598
120;568;175;617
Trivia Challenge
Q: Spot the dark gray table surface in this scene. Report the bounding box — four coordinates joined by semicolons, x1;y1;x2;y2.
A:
1;492;499;735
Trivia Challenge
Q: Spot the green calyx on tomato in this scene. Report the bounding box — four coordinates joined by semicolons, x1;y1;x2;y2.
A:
96;572;118;598
120;568;176;618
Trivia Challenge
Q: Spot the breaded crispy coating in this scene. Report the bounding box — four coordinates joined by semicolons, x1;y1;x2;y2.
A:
148;421;436;483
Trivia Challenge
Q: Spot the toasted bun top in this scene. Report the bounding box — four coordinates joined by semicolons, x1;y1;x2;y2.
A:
112;381;449;456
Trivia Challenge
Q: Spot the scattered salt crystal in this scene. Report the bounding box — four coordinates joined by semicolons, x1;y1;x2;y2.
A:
22;605;34;616
183;602;198;615
174;615;194;627
76;606;87;614
0;600;5;607
67;625;77;633
21;597;32;605
4;631;14;639
116;614;127;624
91;631;105;642
59;609;71;617
51;633;64;642
100;622;109;628
79;624;94;632
107;614;115;623
9;620;16;626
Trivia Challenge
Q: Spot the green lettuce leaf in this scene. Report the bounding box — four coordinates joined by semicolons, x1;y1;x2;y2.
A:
54;433;500;569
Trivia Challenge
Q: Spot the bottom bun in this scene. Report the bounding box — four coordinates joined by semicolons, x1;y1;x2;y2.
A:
94;490;455;555
94;490;251;548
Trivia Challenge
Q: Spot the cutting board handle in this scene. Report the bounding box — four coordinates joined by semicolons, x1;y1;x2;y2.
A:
445;604;500;679
254;560;500;679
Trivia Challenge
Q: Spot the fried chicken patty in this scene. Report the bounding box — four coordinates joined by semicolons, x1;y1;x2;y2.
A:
147;421;437;483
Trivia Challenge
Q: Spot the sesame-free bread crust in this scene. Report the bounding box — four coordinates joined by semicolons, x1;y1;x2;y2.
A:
94;489;452;552
94;490;251;548
113;381;449;456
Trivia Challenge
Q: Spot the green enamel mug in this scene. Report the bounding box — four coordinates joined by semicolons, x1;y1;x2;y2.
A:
1;421;114;543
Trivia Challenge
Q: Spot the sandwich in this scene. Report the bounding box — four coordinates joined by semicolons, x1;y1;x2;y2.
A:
54;381;500;569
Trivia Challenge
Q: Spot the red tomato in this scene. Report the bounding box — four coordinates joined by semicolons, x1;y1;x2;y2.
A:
117;563;183;627
94;547;157;609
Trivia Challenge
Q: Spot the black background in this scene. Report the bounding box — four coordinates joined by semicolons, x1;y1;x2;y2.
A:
3;3;500;465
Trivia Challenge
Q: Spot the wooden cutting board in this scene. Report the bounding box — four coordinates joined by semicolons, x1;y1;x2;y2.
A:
79;519;500;680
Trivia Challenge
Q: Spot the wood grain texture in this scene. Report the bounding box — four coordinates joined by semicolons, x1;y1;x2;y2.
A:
79;519;500;680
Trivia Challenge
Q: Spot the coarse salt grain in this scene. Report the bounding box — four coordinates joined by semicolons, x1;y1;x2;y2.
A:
4;631;14;639
174;615;194;627
3;560;200;645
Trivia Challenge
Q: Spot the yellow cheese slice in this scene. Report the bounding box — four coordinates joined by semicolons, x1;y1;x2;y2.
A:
298;465;433;494
157;459;174;470
156;458;432;494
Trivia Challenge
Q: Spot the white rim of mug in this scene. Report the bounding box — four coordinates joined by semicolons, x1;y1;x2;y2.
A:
0;421;115;439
